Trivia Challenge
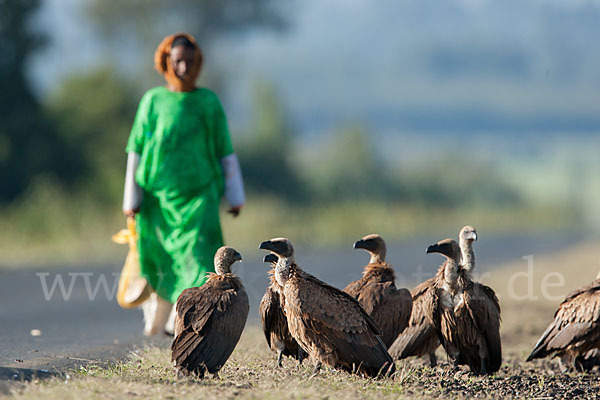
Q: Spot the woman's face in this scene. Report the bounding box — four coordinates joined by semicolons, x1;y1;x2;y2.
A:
170;45;195;80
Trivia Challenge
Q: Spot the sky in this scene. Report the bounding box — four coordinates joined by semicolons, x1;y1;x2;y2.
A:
29;0;600;137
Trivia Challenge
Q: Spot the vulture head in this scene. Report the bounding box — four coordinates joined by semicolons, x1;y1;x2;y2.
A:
214;246;242;275
259;238;295;259
459;225;477;243
426;238;461;262
263;253;279;264
260;238;295;286
354;233;387;264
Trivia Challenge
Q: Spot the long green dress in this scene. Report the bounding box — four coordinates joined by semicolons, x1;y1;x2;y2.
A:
126;86;234;304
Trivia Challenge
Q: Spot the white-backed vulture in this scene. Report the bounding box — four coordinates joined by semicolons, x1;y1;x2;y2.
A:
259;237;395;378
171;246;249;378
343;234;412;347
259;252;307;366
526;272;600;372
427;238;502;375
389;225;477;366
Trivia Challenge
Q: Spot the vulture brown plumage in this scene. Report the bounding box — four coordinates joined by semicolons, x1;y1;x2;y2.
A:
343;234;412;347
526;273;600;372
389;225;478;366
171;246;249;378
427;238;502;375
259;237;395;378
259;252;307;366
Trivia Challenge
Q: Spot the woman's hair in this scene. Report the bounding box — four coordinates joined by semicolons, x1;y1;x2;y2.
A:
171;35;195;50
154;33;203;92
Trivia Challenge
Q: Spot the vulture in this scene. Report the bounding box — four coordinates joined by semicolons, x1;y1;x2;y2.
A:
526;272;600;372
171;246;249;378
389;225;478;366
427;238;502;375
343;234;412;347
259;237;395;377
259;252;307;366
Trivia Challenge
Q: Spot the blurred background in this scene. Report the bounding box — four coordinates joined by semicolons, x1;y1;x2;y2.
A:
1;0;600;267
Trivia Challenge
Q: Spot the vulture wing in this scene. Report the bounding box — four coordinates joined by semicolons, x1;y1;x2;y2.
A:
464;282;502;373
366;283;413;347
286;272;394;377
259;285;304;360
171;277;249;376
389;276;439;359
527;279;600;361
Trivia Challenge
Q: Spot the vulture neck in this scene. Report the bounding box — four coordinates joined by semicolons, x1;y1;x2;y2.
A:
443;258;461;294
214;261;232;275
275;257;294;287
460;239;475;274
368;251;386;265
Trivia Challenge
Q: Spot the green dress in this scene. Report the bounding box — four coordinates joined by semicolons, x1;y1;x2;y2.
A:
126;86;234;304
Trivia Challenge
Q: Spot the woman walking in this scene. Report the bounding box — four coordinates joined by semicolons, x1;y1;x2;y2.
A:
122;33;245;336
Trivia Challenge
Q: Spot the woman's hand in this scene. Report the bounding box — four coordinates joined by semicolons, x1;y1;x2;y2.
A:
123;208;139;218
228;205;242;217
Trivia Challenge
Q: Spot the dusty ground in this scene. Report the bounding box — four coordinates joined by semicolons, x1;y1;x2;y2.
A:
4;241;600;399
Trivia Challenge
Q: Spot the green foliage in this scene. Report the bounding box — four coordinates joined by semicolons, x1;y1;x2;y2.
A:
303;124;387;201
87;0;288;45
0;0;79;202
237;83;306;202
46;67;138;204
388;157;523;208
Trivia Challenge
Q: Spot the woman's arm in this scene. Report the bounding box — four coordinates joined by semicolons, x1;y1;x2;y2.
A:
220;153;245;217
123;152;143;216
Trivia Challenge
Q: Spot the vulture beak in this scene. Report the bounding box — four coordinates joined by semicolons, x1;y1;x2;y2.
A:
354;238;376;252
234;251;243;262
426;243;440;254
259;240;275;251
259;240;284;256
467;231;477;241
263;253;278;264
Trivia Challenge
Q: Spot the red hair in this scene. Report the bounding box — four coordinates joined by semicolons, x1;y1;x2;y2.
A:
154;33;203;92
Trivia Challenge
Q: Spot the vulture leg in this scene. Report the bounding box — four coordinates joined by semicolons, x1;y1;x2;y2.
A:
558;355;570;373
309;361;322;379
212;371;219;379
277;350;284;367
480;357;487;375
297;349;305;364
428;352;437;367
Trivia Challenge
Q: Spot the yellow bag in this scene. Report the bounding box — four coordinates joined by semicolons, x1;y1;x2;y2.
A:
112;217;151;309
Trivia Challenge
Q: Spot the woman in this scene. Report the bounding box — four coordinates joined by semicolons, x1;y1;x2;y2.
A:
122;33;245;336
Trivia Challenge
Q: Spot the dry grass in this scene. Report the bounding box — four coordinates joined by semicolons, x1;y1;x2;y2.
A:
5;241;600;399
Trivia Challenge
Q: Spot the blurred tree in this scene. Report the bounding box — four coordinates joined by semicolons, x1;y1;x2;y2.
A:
305;125;387;202
87;0;287;43
46;67;138;205
237;82;305;202
0;0;80;202
86;0;290;90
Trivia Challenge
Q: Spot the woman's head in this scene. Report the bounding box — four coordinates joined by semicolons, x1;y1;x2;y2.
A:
154;33;203;92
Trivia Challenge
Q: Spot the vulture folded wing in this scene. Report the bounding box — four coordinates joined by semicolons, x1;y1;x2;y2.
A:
172;281;249;374
343;279;363;299
389;281;439;358
465;283;502;373
528;281;600;361
259;287;278;348
368;284;413;347
289;273;394;376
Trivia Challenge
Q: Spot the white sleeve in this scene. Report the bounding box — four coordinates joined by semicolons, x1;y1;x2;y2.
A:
220;153;245;208
123;152;143;211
